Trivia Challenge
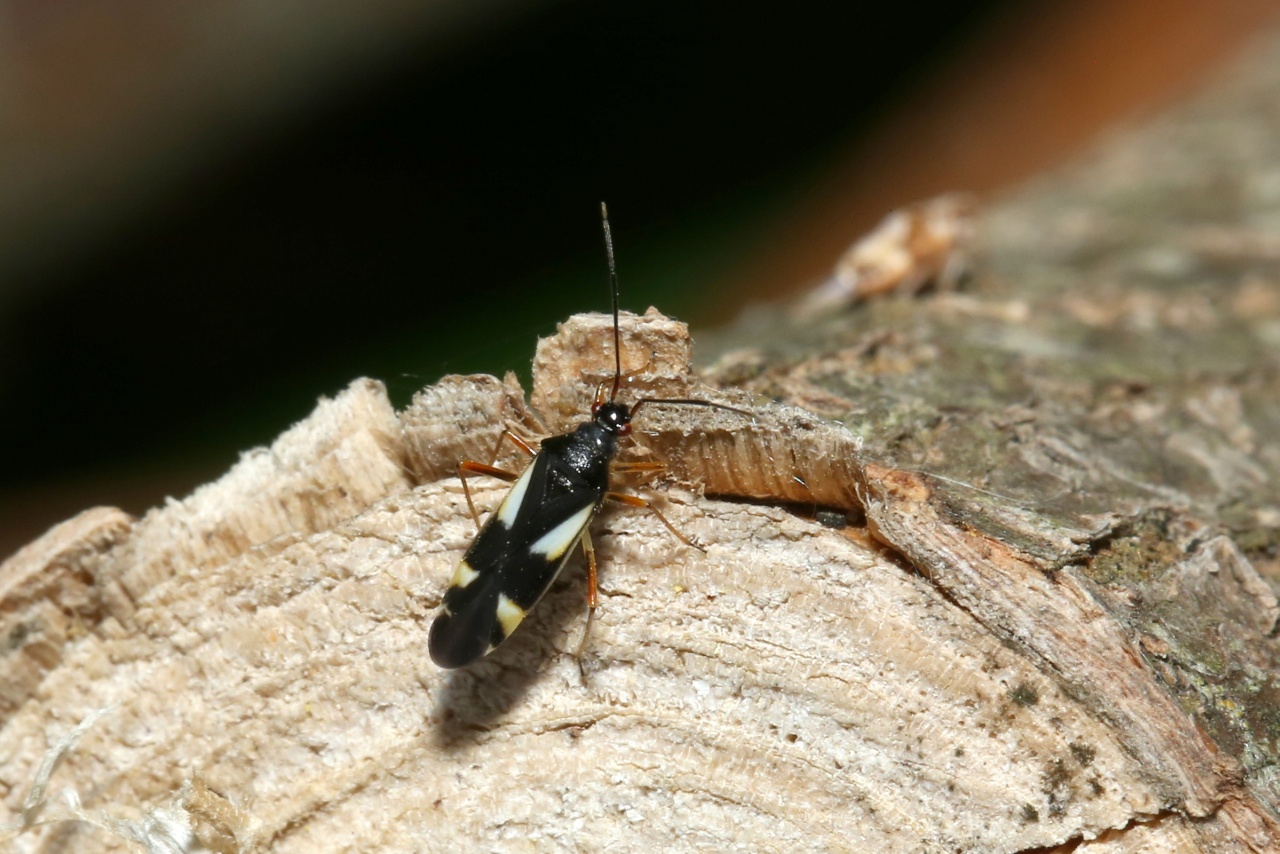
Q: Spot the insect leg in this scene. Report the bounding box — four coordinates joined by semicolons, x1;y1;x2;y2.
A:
453;429;539;530
456;461;519;532
604;491;704;552
612;460;668;476
575;529;598;661
486;427;537;466
580;528;598;608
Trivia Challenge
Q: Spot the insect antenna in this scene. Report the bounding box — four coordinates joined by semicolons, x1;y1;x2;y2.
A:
600;201;623;404
629;397;755;422
599;202;754;424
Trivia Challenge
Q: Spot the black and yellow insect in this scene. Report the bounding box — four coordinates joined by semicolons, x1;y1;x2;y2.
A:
428;204;742;669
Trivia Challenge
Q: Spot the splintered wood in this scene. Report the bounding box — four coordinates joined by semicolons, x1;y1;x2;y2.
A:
9;36;1280;848
2;301;1276;852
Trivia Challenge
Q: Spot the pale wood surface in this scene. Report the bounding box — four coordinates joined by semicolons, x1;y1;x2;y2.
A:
6;34;1280;854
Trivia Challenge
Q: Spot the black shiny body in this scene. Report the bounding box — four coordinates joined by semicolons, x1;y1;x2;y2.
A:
427;408;628;668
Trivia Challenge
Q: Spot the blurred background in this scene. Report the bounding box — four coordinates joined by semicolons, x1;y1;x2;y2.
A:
2;0;1277;557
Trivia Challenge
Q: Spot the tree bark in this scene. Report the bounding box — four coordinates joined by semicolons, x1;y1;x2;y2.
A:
6;35;1280;854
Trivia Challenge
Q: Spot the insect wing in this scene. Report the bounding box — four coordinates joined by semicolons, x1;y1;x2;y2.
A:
428;453;600;668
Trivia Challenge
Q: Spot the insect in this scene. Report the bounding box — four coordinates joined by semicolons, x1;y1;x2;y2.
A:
428;204;748;669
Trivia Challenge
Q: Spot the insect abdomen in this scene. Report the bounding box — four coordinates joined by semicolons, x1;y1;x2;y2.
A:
428;468;600;669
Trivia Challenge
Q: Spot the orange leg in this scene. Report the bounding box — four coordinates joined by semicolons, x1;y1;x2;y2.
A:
456;429;538;532
456;460;518;531
605;491;704;551
580;528;599;608
574;529;599;660
611;460;668;477
486;427;537;466
576;491;698;664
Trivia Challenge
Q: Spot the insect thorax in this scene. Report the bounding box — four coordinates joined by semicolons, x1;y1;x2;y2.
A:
541;422;617;489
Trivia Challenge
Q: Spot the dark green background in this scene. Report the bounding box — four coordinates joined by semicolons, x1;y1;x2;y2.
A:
1;1;1011;523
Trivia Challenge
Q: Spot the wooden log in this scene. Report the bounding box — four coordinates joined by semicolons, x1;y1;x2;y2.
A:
6;34;1280;854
